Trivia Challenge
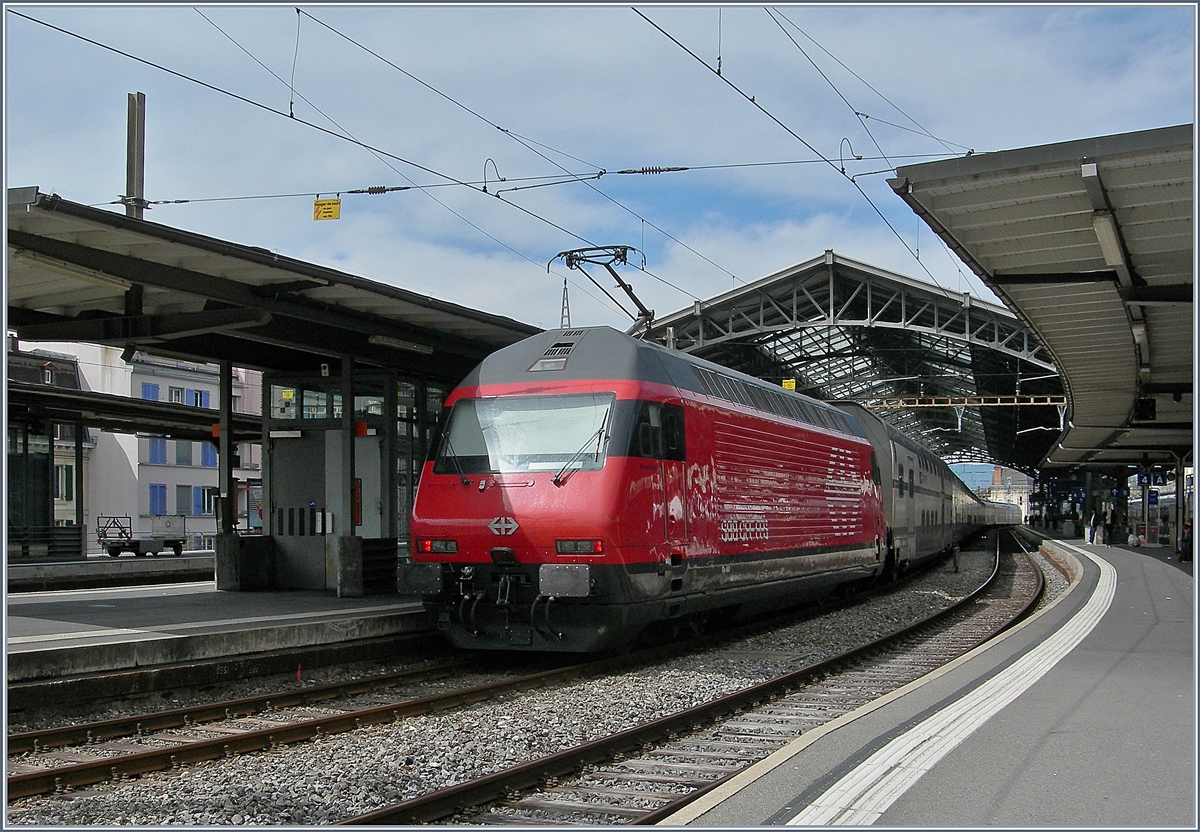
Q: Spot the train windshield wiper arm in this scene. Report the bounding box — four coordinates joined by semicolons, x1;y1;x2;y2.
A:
552;419;609;487
440;437;471;486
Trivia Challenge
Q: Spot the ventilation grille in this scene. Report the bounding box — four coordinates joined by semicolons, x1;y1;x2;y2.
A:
543;341;577;357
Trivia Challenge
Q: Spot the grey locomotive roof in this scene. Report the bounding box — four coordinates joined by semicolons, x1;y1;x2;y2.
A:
463;326;868;439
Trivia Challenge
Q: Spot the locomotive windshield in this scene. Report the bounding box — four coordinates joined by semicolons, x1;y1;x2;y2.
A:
433;393;615;475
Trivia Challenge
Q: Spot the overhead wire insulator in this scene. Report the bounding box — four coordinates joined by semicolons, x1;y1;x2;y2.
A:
614;166;690;175
346;185;411;195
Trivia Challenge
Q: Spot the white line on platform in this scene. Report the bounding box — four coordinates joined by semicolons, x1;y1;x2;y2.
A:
785;543;1115;825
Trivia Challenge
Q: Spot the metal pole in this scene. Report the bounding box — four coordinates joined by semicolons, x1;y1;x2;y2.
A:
125;92;146;220
341;356;355;536
218;361;235;534
1142;470;1149;545
1176;454;1185;554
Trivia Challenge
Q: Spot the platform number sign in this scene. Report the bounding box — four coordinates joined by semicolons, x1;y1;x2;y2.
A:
1137;473;1168;486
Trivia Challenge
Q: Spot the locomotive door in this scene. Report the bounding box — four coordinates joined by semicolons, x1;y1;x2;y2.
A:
661;404;687;544
664;461;686;543
633;401;687;544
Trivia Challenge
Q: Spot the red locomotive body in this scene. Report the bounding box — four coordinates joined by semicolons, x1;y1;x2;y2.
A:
404;327;887;652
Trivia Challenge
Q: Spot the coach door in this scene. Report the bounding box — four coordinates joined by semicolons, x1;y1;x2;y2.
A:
662;405;687;544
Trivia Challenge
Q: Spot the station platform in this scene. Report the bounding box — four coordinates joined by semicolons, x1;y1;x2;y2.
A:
664;537;1195;827
6;554;215;593
6;582;430;684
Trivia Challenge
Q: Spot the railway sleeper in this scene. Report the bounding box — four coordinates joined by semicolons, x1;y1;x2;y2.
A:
466;810;563;825
506;797;654;819
543;785;682;801
612;759;740;775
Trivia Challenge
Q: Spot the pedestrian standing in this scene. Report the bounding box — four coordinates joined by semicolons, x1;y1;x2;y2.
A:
1103;504;1115;545
1180;521;1192;563
1089;509;1100;544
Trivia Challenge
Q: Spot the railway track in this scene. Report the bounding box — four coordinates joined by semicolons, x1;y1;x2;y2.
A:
342;531;1042;825
7;531;1033;821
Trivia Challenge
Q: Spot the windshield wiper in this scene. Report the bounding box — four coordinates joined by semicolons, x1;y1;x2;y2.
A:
439;437;471;486
552;418;610;487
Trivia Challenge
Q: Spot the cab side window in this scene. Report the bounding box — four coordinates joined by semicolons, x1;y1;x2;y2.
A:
630;402;685;461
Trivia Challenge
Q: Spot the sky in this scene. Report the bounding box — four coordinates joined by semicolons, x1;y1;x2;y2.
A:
4;3;1196;332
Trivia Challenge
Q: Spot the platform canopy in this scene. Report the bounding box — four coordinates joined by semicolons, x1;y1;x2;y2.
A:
645;251;1064;472
889;124;1193;469
6;187;540;385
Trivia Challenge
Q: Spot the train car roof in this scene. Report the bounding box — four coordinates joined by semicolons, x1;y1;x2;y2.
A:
461;326;867;439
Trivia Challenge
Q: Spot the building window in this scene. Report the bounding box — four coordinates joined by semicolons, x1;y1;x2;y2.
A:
193;485;219;516
200;442;218;468
42;363;57;385
141;382;160;401
148;437;168;464
176;484;193;515
149;483;167;516
176;440;193;466
54;464;74;501
187;389;211;408
169;387;184;404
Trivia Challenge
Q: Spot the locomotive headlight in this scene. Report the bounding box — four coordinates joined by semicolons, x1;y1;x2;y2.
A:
417;538;458;554
556;539;604;555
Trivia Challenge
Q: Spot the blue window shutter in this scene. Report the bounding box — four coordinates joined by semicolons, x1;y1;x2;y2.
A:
193;486;204;517
150;484;166;515
201;443;218;467
141;383;160;401
200;390;211;408
186;388;196;407
149;438;167;464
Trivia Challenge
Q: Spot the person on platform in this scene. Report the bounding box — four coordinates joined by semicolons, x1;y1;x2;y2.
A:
1089;509;1101;544
1180;521;1192;563
1103;504;1115;545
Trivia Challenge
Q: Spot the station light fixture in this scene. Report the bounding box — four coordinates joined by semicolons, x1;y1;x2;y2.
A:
1091;212;1126;268
368;334;434;355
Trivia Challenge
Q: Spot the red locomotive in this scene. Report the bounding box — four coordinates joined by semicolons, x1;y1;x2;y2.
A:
401;326;1015;652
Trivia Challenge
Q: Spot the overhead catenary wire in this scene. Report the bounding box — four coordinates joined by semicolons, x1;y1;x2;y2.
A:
212;7;694;303
632;6;963;302
10;7;630;323
116;151;957;209
288;8;300;118
194;8;625;321
10;9;598;248
296;6;734;290
760;7;985;298
768;8;972;156
763;7;893;169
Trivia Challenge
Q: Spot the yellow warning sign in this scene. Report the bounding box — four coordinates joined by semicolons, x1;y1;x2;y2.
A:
313;198;341;221
782;378;796;391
